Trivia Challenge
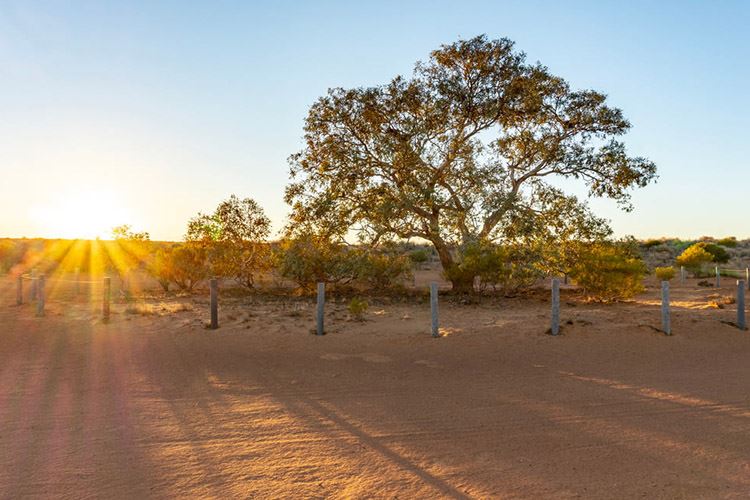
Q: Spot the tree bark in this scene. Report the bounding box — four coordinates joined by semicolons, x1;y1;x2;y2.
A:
432;239;474;294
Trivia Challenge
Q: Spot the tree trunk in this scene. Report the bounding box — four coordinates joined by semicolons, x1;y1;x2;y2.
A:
432;240;474;294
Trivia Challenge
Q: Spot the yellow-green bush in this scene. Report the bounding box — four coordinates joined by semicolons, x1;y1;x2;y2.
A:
568;240;647;301
675;243;715;273
654;266;676;281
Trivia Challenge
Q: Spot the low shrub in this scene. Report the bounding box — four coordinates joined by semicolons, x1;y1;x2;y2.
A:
676;243;715;273
347;297;368;320
568;240;647;301
654;266;676;281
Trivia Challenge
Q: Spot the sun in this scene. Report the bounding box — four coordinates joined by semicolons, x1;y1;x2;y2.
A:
30;188;131;239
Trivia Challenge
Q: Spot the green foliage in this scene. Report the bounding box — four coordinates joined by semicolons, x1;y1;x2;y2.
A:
642;239;664;249
347;297;369;320
284;35;656;289
676;242;728;272
277;236;360;290
186;195;272;290
408;249;430;266
568;240;647;301
355;250;412;291
701;242;730;263
655;266;676;281
717;237;737;248
169;243;208;291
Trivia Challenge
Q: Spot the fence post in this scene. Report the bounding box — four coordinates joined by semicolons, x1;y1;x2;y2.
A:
36;276;45;317
715;266;721;288
316;282;325;336
430;282;439;338
551;278;560;336
209;278;218;329
738;280;746;331
746;268;749;290
661;281;671;335
30;269;37;301
103;276;111;321
680;266;685;286
16;276;23;305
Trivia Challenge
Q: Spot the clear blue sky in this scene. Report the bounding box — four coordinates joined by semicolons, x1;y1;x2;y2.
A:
1;0;748;240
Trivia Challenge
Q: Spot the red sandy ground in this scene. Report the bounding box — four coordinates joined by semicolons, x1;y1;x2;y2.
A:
1;275;749;498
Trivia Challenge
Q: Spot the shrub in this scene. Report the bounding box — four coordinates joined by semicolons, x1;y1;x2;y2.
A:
355;250;412;291
568;240;647;301
445;241;543;294
408;249;430;268
717;237;738;248
642;239;663;249
701;242;730;263
169;243;208;291
277;235;360;290
676;243;722;273
148;246;175;292
347;297;368;320
654;266;676;281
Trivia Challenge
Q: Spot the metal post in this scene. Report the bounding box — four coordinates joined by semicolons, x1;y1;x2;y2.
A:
430;282;439;338
210;278;218;329
30;269;37;301
661;281;671;335
738;280;746;330
103;277;111;322
16;276;22;305
715;266;721;288
746;268;749;290
551;278;560;336
680;266;685;286
316;282;325;335
36;276;45;317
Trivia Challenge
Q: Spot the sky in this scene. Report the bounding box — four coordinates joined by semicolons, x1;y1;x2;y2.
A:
1;0;748;241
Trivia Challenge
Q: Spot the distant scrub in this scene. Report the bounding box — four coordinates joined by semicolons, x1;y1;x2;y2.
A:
568;240;647;301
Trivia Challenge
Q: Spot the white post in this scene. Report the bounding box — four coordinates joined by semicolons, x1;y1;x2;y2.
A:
36;275;45;317
738;280;746;331
551;278;560;336
316;282;325;335
16;276;22;305
715;265;721;288
30;269;37;301
209;278;218;329
430;282;439;338
680;266;685;286
103;277;111;322
661;281;671;335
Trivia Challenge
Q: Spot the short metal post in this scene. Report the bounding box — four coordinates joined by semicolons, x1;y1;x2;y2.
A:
551;278;560;336
746;268;749;290
210;278;218;329
430;282;439;338
36;275;45;317
715;266;720;288
680;266;685;286
738;280;746;330
30;269;37;301
16;276;22;305
103;277;111;321
316;282;325;335
661;281;671;335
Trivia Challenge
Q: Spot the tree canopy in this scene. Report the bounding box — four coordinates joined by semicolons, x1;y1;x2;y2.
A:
285;35;657;289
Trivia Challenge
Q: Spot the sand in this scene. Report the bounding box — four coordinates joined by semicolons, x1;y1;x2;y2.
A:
1;275;749;498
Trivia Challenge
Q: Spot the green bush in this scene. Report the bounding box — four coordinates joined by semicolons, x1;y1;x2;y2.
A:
676;242;728;272
355;251;412;291
717;237;738;248
568;240;647;301
277;236;360;290
654;266;676;281
445;241;543;294
348;297;368;320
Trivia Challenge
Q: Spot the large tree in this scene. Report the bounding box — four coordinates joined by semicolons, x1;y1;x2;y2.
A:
285;35;656;291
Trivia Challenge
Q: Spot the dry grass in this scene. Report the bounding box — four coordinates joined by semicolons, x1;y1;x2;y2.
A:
124;302;193;316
